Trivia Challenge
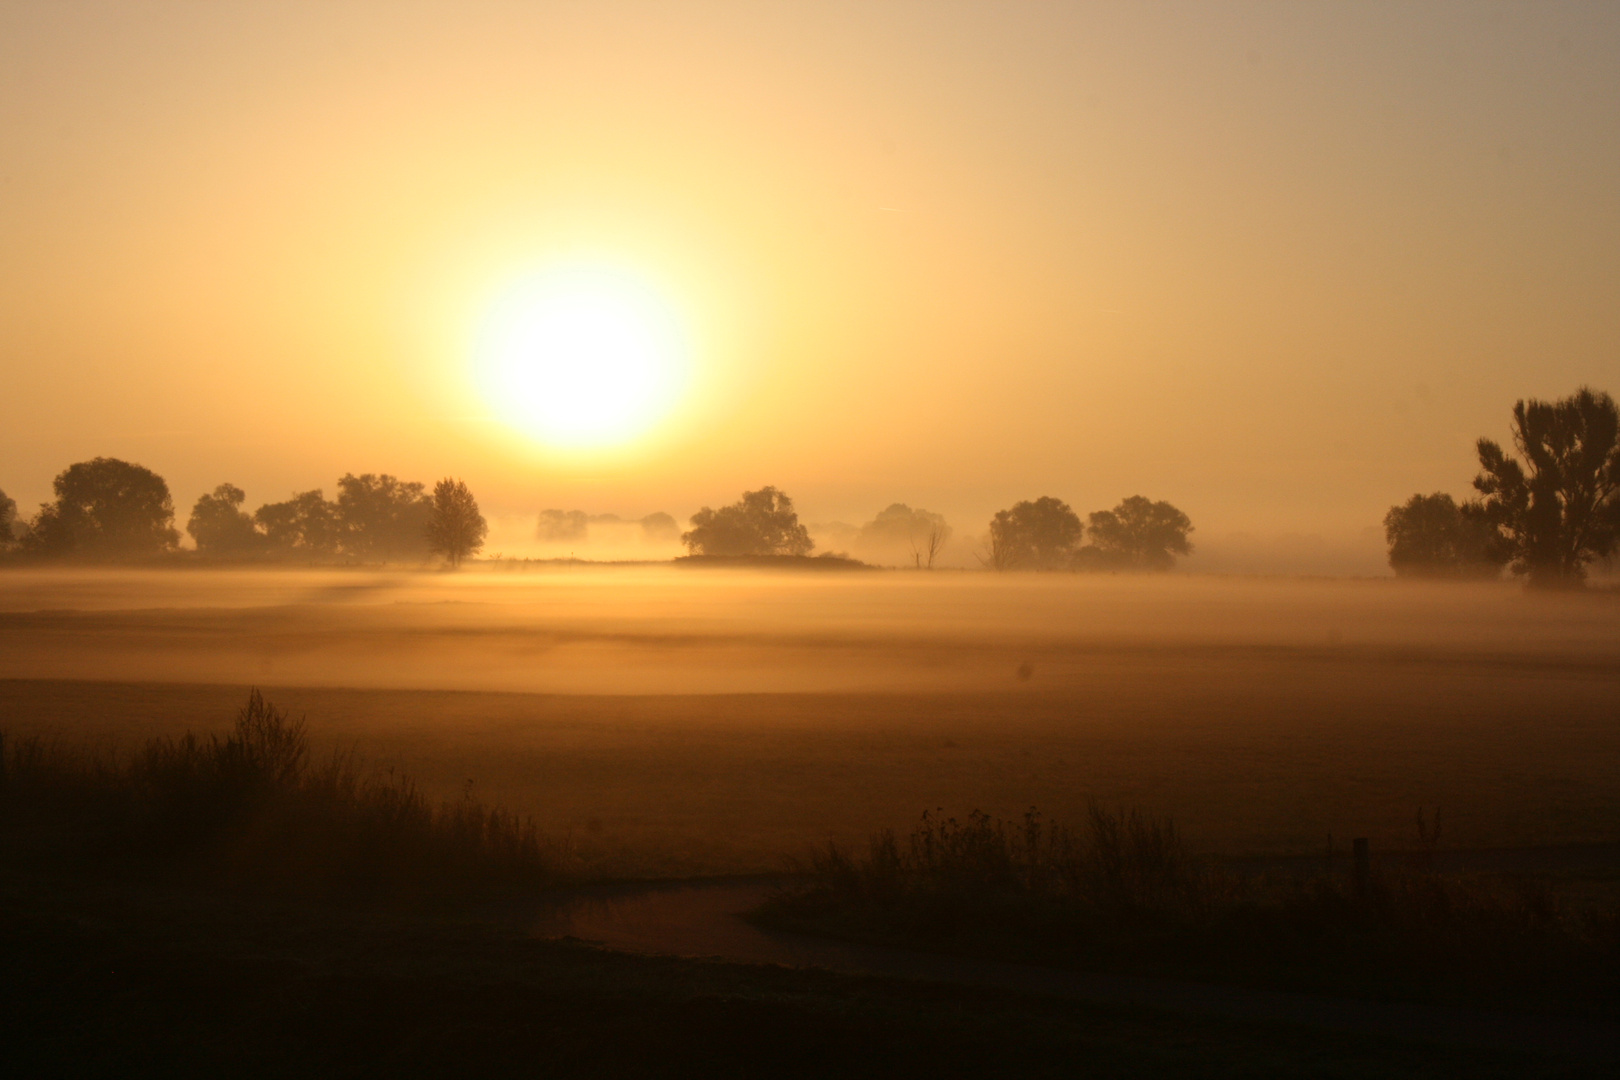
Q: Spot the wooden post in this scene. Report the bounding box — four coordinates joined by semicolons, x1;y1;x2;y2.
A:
1352;837;1370;898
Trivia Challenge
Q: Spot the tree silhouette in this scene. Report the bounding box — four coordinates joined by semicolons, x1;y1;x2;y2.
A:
426;478;487;567
639;512;679;541
1473;387;1620;586
23;457;179;558
682;487;814;556
187;484;263;557
857;503;952;568
254;490;340;558
537;509;590;542
1383;493;1506;579
0;488;17;550
1076;496;1194;571
986;497;1083;570
335;474;432;562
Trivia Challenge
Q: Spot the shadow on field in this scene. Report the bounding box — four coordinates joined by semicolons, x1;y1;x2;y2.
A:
532;873;1620;1064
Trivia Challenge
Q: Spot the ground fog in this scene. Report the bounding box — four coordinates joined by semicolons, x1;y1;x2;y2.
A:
2;567;1617;875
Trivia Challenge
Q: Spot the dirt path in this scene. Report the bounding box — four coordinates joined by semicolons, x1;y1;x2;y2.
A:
530;877;1620;1063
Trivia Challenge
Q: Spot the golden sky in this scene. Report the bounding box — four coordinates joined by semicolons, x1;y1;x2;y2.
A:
3;2;1617;559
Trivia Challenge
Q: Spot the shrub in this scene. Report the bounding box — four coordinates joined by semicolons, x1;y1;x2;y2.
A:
760;806;1620;1008
0;691;551;901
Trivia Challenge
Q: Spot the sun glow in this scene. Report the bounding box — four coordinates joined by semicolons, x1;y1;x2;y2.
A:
474;264;690;449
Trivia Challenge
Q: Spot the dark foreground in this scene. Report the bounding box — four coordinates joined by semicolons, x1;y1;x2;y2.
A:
3;871;1611;1080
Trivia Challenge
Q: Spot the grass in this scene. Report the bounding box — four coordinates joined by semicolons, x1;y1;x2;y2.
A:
0;690;551;901
1;688;1615;1072
9;669;1620;880
755;806;1620;1014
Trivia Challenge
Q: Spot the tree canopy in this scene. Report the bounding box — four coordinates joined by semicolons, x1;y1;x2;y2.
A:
682;487;814;557
1383;493;1506;579
639;512;679;540
858;503;951;568
335;473;432;562
254;490;341;558
23;457;179;558
425;478;488;567
1472;387;1620;585
1077;496;1194;571
987;497;1083;570
188;483;263;557
537;509;591;543
0;488;18;549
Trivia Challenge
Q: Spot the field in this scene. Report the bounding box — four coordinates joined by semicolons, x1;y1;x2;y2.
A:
4;566;1618;877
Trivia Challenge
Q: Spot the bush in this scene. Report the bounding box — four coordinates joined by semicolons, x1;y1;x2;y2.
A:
758;806;1620;1010
0;691;551;901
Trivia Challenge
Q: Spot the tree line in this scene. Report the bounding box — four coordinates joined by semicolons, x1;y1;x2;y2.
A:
0;458;488;567
678;486;1195;572
1385;387;1620;587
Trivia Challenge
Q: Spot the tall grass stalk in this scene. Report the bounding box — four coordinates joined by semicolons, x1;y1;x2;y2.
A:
0;690;551;900
763;806;1620;1011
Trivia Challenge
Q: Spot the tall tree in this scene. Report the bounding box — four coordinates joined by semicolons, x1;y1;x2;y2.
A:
335;473;432;562
23;457;179;558
187;483;263;556
1473;387;1620;586
682;487;814;556
425;478;488;567
986;497;1083;570
1383;493;1506;579
254;490;340;558
1077;496;1194;572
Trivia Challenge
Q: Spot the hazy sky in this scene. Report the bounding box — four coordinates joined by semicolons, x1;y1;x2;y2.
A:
3;1;1617;553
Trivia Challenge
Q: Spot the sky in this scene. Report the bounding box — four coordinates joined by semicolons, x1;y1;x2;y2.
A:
3;1;1618;566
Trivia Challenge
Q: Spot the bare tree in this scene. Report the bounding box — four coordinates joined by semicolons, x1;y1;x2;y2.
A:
910;524;948;569
856;503;950;568
426;478;488;568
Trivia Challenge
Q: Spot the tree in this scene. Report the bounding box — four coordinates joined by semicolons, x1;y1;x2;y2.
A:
857;504;952;568
425;478;487;567
187;483;263;556
986;497;1082;570
335;473;432;562
682;486;814;556
254;490;340;558
1076;496;1194;572
23;457;179;558
639;512;679;541
0;487;17;550
537;509;590;542
1383;493;1506;579
1472;387;1620;586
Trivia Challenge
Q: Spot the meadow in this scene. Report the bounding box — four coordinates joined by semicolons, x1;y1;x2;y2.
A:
3;566;1618;877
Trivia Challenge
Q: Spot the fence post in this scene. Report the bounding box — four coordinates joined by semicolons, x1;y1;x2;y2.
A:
1352;837;1370;899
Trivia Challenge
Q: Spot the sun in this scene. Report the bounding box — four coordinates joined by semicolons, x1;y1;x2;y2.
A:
474;263;689;449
